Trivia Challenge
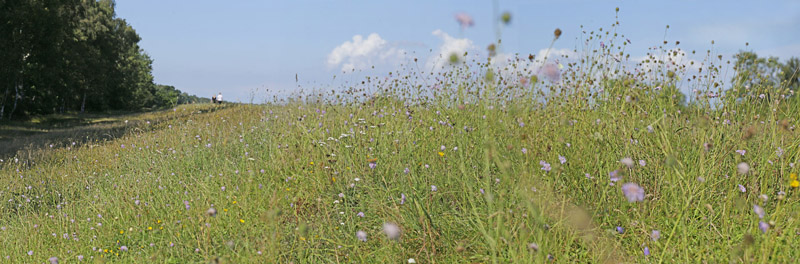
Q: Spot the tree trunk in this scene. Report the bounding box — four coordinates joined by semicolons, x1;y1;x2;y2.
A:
9;80;20;120
81;90;86;113
0;84;9;120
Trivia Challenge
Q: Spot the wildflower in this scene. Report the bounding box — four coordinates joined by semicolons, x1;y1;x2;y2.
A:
400;193;406;205
356;230;367;242
621;183;645;202
454;13;474;28
736;149;746;156
558;156;566;164
639;160;646;167
369;161;377;169
759;221;769;233
521;148;527;154
383;222;401;240
609;170;620;184
206;208;218;217
77;255;83;261
408;258;417;264
357;212;365;218
646;125;654;133
620;158;635;168
120;246;128;251
438;152;444;157
791;180;799;188
753;205;765;219
28;251;33;256
777;147;784;157
539;161;551;172
737;162;750;175
404;167;410;174
651;230;660;241
616;226;625;234
643;246;650;256
528;243;539;251
738;184;747;193
48;257;58;264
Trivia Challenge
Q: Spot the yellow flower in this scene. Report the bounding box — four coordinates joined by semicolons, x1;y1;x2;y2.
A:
232;201;237;204
791;173;798;180
791;180;799;188
438;152;444;157
239;219;245;223
223;208;228;212
148;226;152;230
310;161;314;165
119;230;124;234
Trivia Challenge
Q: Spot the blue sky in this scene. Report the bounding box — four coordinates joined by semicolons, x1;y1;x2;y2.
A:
116;0;800;102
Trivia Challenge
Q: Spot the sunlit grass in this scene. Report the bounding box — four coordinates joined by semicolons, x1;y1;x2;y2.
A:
1;16;799;263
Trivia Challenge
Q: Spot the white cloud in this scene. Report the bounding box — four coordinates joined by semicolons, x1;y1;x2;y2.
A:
426;29;476;71
327;33;405;72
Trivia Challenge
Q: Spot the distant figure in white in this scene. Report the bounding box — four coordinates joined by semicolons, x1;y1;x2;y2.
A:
216;92;223;104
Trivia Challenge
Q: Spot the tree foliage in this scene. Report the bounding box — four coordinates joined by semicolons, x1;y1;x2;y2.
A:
731;51;800;100
0;0;197;120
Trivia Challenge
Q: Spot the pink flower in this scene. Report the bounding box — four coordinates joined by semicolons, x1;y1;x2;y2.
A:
455;13;474;28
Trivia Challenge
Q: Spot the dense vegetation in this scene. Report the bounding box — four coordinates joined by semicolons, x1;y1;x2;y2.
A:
0;0;202;121
1;5;800;264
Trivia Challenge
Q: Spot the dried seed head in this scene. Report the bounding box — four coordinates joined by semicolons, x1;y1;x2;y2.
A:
554;28;562;39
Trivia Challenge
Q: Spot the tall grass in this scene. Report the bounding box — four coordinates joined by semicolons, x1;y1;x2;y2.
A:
1;13;799;263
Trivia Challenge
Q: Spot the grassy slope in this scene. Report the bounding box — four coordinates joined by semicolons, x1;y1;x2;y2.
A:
0;94;799;263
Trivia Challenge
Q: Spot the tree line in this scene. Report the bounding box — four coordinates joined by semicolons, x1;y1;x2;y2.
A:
0;0;202;121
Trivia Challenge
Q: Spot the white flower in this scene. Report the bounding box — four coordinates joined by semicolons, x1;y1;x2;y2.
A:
620;158;635;168
737;162;750;175
383;222;401;240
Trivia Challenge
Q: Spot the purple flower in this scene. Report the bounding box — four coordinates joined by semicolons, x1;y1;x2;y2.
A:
609;170;620;184
753;205;765;219
759;221;769;233
621;183;645;202
738;184;747;193
777;147;784;157
736;149;746;156
431;185;438;192
369;162;377;169
356;230;367;242
643;246;650;256
600;41;605;49
400;193;406;205
120;246;128;251
521;148;527;154
539;161;551;172
639;160;646;167
558;156;566;164
357;212;365;218
404;167;410;174
49;257;58;264
616;226;625;234
651;230;660;241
